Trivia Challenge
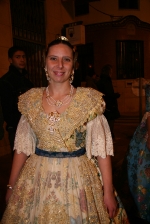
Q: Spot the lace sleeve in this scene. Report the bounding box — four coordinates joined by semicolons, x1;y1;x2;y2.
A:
86;114;114;159
14;115;36;156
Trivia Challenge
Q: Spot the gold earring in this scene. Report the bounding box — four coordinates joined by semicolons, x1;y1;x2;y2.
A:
69;71;74;84
44;68;51;82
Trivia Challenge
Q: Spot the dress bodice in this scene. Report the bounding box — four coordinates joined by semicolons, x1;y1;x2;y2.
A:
18;87;105;152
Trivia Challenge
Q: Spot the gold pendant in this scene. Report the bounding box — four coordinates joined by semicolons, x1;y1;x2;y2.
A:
55;100;63;107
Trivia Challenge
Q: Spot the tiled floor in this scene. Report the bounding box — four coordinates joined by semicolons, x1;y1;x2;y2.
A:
0;116;149;223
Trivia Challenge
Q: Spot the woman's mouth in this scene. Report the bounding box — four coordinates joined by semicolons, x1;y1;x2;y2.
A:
54;71;64;76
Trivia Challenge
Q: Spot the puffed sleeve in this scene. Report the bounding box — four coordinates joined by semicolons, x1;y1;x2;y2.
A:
13;115;37;156
86;114;114;159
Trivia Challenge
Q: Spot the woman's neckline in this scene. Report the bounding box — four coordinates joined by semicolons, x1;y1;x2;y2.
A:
41;87;79;117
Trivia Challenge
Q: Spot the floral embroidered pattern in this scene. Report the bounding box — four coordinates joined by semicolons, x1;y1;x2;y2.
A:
127;112;150;222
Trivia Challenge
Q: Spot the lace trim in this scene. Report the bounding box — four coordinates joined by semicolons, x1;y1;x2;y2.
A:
86;115;114;159
14;115;36;156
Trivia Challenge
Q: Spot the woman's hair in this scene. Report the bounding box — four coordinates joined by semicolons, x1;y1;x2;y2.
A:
100;64;112;78
45;36;75;58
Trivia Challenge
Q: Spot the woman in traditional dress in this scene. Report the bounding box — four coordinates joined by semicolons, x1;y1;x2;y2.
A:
2;37;129;224
127;84;150;223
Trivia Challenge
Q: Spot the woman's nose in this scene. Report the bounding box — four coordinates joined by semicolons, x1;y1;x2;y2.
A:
57;58;63;68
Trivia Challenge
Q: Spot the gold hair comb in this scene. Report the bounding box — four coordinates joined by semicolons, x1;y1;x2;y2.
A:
56;36;69;41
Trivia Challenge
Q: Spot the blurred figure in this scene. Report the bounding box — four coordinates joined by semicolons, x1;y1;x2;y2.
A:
97;64;120;138
0;46;33;156
72;60;81;88
86;66;98;90
127;84;150;223
0;98;4;140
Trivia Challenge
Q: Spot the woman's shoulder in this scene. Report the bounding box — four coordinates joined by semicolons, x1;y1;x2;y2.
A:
78;87;104;100
20;87;44;97
18;87;44;115
77;87;105;115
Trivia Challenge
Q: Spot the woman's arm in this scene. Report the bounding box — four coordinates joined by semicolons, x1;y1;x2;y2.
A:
97;155;117;218
6;151;28;203
86;113;117;217
6;114;36;202
146;116;150;149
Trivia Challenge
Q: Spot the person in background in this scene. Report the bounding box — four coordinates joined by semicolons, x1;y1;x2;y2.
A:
72;60;81;88
1;37;129;223
127;83;150;224
0;46;33;156
97;64;120;139
86;65;98;90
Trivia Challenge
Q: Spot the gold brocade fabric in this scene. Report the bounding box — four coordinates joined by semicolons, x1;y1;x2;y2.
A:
1;87;129;224
18;87;105;151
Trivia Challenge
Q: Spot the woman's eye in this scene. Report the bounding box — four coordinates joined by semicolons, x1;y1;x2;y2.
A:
64;57;71;62
50;57;57;61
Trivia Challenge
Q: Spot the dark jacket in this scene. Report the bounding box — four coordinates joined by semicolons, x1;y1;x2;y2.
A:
0;65;33;131
86;76;98;90
97;76;120;120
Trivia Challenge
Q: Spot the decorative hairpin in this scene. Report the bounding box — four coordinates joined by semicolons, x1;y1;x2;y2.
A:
56;36;69;41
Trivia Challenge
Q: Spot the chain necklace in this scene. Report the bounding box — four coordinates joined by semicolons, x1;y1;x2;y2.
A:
46;85;74;108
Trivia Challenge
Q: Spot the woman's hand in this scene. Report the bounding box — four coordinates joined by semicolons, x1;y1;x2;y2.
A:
104;191;118;218
5;151;28;205
5;189;13;204
97;155;118;218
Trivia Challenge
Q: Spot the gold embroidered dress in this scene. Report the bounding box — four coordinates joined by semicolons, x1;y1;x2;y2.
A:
2;87;129;224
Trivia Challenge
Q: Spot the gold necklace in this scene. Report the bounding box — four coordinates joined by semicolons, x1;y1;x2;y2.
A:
46;85;74;108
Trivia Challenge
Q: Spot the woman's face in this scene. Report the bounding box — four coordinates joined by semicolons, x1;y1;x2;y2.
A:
45;43;74;84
